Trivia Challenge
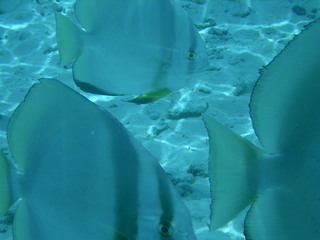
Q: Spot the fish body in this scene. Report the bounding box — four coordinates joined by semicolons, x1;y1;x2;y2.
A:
0;79;196;240
55;0;208;96
204;18;320;239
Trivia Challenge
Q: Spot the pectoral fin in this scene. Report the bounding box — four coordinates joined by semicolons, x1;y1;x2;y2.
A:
128;88;171;104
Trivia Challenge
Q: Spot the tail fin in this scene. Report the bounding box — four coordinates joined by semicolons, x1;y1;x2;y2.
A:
0;150;13;216
203;115;263;230
55;13;82;66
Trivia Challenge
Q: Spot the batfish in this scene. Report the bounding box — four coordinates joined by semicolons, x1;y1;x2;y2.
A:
55;0;208;98
204;18;320;239
0;78;196;240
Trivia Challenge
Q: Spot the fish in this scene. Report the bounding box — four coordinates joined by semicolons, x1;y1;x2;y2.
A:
0;78;196;240
55;0;208;99
203;18;320;239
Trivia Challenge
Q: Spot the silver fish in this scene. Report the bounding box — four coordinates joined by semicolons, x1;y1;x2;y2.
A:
204;18;320;239
55;0;208;97
0;79;196;240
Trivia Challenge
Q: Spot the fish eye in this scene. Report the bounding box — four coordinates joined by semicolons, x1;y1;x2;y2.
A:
158;220;174;237
187;50;197;60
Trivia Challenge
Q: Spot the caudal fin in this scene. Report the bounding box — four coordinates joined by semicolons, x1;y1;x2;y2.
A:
203;115;263;230
55;13;82;66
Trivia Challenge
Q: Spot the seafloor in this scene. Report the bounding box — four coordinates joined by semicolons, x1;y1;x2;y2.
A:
0;0;319;240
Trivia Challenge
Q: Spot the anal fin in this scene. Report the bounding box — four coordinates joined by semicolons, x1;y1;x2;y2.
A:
245;188;320;240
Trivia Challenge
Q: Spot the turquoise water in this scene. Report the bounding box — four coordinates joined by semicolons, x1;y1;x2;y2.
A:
0;0;319;240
